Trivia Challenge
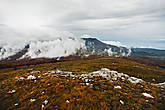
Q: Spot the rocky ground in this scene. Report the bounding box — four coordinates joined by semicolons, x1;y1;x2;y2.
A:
0;56;165;110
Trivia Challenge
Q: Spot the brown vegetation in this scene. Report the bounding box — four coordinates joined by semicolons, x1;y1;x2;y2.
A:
0;56;165;110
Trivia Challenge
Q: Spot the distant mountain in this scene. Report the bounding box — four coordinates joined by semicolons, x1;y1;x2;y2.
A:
1;45;30;61
131;48;165;57
79;38;131;56
0;37;132;61
0;36;165;61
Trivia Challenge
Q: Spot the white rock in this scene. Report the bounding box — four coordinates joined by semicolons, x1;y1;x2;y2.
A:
50;71;56;74
128;77;143;84
19;77;25;80
155;82;165;88
86;83;90;86
66;100;70;103
27;75;36;80
44;100;48;105
120;100;124;105
43;73;49;75
14;103;18;106
85;79;89;82
31;71;40;74
56;57;60;61
142;93;154;98
15;77;19;79
46;68;144;86
56;69;62;74
8;90;16;93
30;99;36;102
28;68;33;70
114;86;121;89
41;104;44;109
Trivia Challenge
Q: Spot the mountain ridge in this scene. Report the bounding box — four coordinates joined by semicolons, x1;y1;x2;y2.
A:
0;37;131;61
0;37;165;61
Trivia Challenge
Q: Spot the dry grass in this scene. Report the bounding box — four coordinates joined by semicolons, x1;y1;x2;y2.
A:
0;56;165;110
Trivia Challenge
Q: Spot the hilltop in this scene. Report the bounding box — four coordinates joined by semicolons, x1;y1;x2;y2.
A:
0;56;165;110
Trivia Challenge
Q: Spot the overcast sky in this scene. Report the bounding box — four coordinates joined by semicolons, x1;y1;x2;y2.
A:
0;0;165;49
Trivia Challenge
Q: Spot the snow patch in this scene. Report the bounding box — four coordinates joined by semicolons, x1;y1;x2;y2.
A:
105;48;114;56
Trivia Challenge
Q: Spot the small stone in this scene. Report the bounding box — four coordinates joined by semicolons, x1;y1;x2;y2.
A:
14;103;18;106
27;75;36;80
142;93;154;98
114;86;121;89
8;90;16;93
30;99;36;102
44;100;48;105
41;104;44;109
66;100;70;103
120;100;124;105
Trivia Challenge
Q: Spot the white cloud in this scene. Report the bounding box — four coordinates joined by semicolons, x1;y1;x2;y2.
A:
102;41;127;47
0;0;164;49
0;26;85;59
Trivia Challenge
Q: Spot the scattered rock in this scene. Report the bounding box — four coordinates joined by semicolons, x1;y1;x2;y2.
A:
19;77;25;80
7;90;16;93
27;75;36;80
44;100;48;105
66;100;70;103
14;103;18;106
142;93;154;98
155;82;165;88
120;100;124;105
41;104;44;109
30;99;36;102
31;71;40;74
114;86;122;89
128;77;143;84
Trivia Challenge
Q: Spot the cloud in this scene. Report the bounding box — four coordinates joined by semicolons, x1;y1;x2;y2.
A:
102;41;127;47
0;0;165;49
